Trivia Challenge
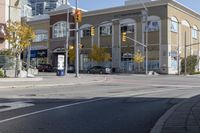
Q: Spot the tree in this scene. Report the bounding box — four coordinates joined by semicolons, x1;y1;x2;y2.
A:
68;46;75;64
5;21;35;77
133;50;144;72
181;55;198;74
89;45;111;64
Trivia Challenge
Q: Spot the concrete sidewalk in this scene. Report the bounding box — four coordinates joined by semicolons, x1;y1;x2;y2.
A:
0;73;107;89
151;95;200;133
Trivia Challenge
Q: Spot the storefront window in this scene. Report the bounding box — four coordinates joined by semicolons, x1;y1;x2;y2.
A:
100;25;112;36
53;21;67;38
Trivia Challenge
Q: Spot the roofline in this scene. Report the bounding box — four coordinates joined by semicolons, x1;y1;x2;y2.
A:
83;0;200;20
168;0;200;20
27;18;49;24
83;0;170;17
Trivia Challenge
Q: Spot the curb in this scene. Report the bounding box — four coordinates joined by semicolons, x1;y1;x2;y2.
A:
0;77;108;89
0;77;43;82
149;97;193;133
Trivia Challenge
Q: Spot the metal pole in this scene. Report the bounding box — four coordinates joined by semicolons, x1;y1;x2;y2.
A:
65;9;70;76
91;35;94;47
26;44;31;77
184;32;187;75
75;0;79;77
145;12;148;75
190;37;192;74
8;0;11;49
198;31;200;71
177;23;180;75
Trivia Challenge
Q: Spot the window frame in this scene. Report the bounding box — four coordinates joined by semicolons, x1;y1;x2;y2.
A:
53;21;67;38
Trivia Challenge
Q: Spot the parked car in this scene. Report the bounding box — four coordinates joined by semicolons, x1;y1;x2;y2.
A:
87;66;111;74
37;64;54;72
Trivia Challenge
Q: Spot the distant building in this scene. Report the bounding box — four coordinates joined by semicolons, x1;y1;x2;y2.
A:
29;0;67;16
21;0;32;17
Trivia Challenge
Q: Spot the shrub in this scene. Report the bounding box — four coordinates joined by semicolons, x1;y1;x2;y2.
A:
0;68;4;78
181;55;198;74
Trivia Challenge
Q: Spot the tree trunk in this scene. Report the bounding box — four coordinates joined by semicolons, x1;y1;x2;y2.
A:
15;53;21;78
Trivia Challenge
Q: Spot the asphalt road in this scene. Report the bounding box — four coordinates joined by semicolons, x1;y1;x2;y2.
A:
0;75;200;133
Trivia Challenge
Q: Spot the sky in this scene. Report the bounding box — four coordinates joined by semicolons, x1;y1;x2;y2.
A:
68;0;200;13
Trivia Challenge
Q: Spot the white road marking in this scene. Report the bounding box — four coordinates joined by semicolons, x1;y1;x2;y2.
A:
0;102;34;113
0;89;188;124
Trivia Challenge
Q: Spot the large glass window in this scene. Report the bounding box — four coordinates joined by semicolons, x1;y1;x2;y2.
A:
145;21;159;32
53;21;67;38
171;21;178;33
192;26;198;39
100;25;112;36
82;27;91;37
171;17;178;33
33;30;48;42
121;24;134;33
34;33;48;42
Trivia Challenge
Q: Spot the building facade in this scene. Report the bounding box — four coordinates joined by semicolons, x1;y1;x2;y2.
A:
79;0;200;74
27;0;200;74
27;14;50;67
0;0;21;49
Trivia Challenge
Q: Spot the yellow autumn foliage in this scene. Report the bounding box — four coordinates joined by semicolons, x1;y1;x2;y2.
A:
5;21;35;55
89;45;111;63
133;51;144;64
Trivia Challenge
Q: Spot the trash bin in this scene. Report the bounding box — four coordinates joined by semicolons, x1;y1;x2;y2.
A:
57;69;65;76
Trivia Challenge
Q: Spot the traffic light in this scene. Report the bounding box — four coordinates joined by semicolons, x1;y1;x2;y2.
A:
74;9;82;23
122;32;126;42
90;26;95;36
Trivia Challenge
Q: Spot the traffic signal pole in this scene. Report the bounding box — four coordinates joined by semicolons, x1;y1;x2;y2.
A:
75;0;79;78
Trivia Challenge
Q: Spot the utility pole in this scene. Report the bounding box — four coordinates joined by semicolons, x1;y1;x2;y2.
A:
65;8;70;76
139;0;149;75
75;0;79;78
184;32;187;75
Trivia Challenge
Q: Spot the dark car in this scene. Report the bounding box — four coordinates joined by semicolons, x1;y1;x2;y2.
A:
67;65;75;73
37;64;54;72
87;66;111;74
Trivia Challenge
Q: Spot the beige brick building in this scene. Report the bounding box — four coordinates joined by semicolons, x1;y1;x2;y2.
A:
79;0;200;74
27;0;200;74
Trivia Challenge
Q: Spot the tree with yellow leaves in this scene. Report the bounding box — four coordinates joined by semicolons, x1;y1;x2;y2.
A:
89;45;111;64
5;21;35;77
68;45;75;64
133;50;144;72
